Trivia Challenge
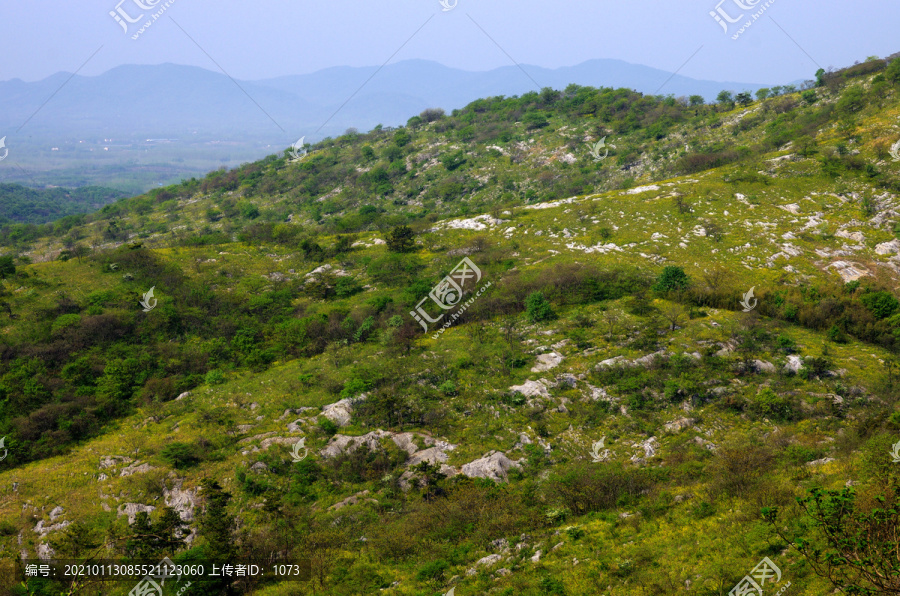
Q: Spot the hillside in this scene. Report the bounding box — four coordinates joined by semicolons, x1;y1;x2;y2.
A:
0;184;125;226
1;55;900;595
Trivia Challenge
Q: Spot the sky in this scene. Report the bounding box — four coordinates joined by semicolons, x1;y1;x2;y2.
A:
0;1;898;86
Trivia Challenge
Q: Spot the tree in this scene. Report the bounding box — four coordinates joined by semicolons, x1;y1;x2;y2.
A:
124;507;189;559
815;68;827;87
764;481;900;595
523;111;550;130
735;92;753;106
661;303;687;331
653;266;691;293
755;88;771;101
0;256;15;279
689;95;705;107
525;292;556;323
716;90;735;109
198;478;238;561
385;225;416;253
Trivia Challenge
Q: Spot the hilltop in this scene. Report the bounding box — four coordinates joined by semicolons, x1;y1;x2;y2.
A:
1;55;900;595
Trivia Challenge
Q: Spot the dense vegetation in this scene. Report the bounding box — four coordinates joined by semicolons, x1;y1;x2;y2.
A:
0;183;124;225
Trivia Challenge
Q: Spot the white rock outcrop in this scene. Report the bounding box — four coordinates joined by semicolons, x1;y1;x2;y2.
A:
460;451;521;482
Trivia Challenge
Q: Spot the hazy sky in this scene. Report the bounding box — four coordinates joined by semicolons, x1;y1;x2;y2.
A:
1;0;897;85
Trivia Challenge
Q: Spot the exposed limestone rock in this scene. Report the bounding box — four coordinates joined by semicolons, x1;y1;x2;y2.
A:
99;456;132;469
117;503;156;525
120;462;154;477
663;418;696;434
330;490;377;511
460;451;521;482
531;352;563;373
509;380;550;399
876;239;900;255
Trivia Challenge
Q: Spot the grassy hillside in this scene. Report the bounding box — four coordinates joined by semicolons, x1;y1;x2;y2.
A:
1;55;900;595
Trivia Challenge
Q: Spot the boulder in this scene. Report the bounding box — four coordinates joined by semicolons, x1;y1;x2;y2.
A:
319;430;394;459
321;396;365;427
509;380;549;399
531;352;563;373
875;239;900;255
460;451;521;482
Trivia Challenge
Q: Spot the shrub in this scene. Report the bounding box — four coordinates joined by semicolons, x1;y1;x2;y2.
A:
160;442;199;469
205;370;226;386
860;291;899;319
525;292;556;323
550;463;653;515
748;388;797;422
653;266;691;293
385;225;416;253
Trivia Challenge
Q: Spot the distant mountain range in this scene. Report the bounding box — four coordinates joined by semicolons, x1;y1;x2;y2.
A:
0;59;777;191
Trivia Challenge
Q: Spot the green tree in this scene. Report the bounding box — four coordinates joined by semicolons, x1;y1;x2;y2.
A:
198;478;237;561
735;92;753;106
124;507;189;559
689;95;705;107
0;256;15;279
653;266;691;293
815;68;827;87
716;90;734;109
525;292;556;323
755;88;770;101
386;225;416;253
764;481;900;595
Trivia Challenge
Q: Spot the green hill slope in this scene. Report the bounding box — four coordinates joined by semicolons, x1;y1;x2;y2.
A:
1;56;900;596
